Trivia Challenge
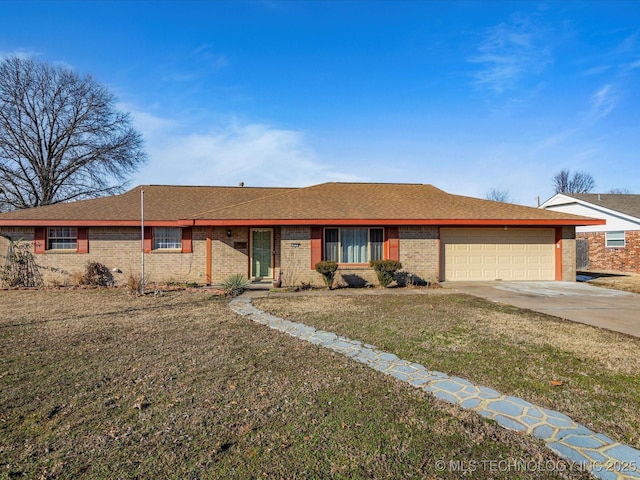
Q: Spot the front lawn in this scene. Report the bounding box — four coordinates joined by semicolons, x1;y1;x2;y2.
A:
256;291;640;450
0;289;590;479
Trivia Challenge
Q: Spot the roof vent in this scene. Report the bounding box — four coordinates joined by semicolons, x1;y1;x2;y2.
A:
238;182;244;187
598;194;601;201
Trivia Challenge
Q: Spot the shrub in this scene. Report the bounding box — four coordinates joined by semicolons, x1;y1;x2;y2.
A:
370;259;403;288
221;274;250;297
126;273;144;296
82;261;114;287
70;271;85;286
314;261;338;289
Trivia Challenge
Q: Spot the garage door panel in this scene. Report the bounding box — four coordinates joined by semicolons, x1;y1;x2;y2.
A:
441;228;555;281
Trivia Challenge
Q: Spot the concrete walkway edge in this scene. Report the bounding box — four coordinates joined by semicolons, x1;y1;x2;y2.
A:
229;295;640;480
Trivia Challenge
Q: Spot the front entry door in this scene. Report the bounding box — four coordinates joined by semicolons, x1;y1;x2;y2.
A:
251;229;273;279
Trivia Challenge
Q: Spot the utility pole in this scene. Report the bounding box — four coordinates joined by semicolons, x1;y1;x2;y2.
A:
141;187;145;295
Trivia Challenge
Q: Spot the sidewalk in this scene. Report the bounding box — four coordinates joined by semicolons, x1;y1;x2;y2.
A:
230;294;640;480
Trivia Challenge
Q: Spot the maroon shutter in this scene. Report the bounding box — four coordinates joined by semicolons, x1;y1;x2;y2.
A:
143;227;153;253
386;227;399;261
76;227;89;254
181;227;193;253
34;227;46;253
310;226;322;269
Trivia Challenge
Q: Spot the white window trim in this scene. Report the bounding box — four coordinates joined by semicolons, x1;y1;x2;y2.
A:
47;227;77;250
323;227;384;264
153;227;182;250
605;231;625;248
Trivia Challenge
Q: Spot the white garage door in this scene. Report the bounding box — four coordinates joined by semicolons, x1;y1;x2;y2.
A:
441;228;555;281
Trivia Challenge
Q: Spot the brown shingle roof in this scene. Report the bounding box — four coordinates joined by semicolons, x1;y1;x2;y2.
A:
187;182;601;225
0;185;292;225
568;194;640;219
0;182;602;227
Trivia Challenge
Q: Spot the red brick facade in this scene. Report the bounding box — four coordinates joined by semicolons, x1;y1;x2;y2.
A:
578;231;640;273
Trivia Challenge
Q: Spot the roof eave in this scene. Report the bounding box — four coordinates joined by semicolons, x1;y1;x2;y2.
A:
189;218;605;227
0;219;182;227
0;218;605;228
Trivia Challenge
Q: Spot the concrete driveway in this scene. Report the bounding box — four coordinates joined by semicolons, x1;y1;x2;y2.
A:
447;281;640;338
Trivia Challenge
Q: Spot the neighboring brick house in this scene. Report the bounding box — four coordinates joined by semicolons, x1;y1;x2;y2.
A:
541;193;640;274
0;182;602;286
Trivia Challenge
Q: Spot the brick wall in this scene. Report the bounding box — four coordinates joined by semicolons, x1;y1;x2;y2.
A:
280;226;319;286
561;226;576;281
278;225;442;287
3;224;578;287
578;231;640;273
280;226;381;287
0;226;208;286
399;226;440;283
210;227;250;283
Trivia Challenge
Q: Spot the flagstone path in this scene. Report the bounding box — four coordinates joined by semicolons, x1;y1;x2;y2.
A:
229;295;640;479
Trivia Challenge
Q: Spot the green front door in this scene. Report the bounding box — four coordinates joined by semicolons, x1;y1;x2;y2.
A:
251;229;272;279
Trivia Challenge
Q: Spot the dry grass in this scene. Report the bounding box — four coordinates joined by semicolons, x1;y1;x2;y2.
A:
0;289;590;479
582;271;640;294
256;292;640;450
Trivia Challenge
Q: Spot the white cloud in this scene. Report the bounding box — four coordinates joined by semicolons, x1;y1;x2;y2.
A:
616;31;639;55
469;14;552;94
582;64;613;76
536;128;578;149
128;110;362;187
621;59;640;74
589;84;617;120
190;43;228;69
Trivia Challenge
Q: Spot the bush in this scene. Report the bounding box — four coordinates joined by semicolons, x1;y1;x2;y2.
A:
221;274;250;297
370;259;403;288
82;261;114;287
125;273;145;296
314;261;338;289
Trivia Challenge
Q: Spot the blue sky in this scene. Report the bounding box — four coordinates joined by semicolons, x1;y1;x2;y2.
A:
2;0;639;206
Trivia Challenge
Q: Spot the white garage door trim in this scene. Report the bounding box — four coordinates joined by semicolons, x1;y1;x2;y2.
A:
441;227;556;281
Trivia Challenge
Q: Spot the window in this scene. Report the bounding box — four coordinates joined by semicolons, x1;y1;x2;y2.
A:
324;228;384;263
153;227;181;249
48;227;77;250
606;231;625;248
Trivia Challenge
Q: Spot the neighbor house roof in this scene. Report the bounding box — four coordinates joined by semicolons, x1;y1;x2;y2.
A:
0;182;604;227
562;194;640;220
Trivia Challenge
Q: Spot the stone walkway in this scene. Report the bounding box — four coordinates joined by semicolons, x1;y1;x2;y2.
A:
229;295;640;480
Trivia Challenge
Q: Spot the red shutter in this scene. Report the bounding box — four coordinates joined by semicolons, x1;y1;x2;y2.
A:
76;227;89;254
34;227;46;253
181;227;193;253
310;226;322;269
386;227;399;261
143;227;153;253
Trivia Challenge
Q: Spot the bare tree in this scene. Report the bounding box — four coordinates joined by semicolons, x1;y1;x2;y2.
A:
552;169;595;194
608;187;631;194
0;56;146;210
485;187;512;203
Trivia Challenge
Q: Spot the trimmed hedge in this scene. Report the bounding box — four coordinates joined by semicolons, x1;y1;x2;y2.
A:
314;261;338;289
370;259;403;287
